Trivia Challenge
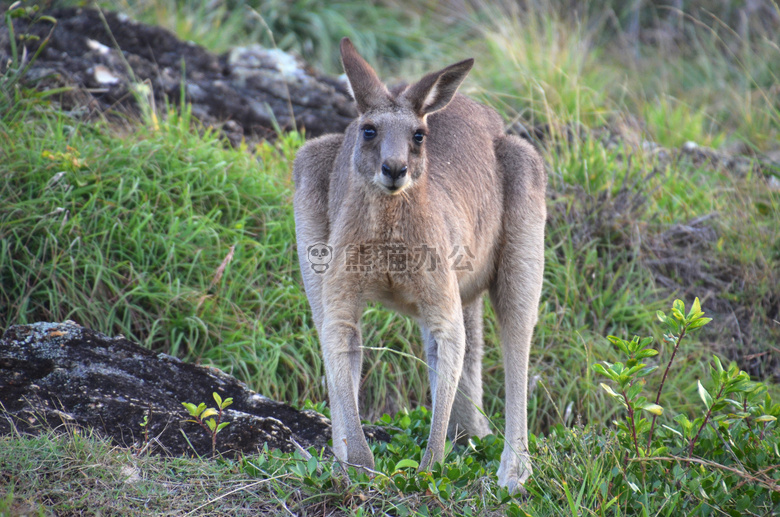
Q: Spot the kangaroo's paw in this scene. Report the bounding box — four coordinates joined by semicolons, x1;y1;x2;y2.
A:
497;449;532;496
346;441;376;473
417;444;441;473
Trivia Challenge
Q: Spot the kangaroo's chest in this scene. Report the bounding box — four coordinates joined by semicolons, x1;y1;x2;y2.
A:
330;185;500;314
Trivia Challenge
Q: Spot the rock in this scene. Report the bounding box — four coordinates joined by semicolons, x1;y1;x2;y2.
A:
0;7;357;142
0;322;389;457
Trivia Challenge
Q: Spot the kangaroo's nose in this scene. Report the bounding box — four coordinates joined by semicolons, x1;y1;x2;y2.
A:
381;160;408;181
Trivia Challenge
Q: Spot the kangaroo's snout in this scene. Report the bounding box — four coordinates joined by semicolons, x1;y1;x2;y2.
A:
381;160;408;180
378;159;410;193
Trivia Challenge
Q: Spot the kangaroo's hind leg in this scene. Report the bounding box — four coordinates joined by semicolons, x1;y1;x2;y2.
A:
491;135;547;494
446;299;490;442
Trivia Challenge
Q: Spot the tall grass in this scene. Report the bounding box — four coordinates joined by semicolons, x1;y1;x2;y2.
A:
107;0;458;75
458;0;779;151
0;102;306;397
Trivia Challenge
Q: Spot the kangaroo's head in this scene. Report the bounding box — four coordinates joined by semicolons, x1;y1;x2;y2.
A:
340;38;474;195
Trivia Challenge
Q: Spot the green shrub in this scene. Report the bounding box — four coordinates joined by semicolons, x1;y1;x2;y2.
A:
592;298;779;515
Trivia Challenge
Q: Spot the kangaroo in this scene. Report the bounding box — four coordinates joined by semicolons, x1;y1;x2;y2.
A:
292;38;546;494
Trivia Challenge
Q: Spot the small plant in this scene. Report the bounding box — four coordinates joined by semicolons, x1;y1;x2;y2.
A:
137;403;153;455
592;333;662;458
1;2;56;114
139;415;149;444
593;298;779;513
182;392;233;456
592;298;712;458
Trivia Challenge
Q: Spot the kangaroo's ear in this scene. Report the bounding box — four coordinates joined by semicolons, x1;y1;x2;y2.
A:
402;58;474;116
340;38;391;113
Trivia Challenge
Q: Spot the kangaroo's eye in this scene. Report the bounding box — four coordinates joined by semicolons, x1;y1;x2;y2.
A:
362;126;377;141
413;130;425;144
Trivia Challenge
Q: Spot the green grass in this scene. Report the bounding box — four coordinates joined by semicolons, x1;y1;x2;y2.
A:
107;0;458;76
2;0;780;515
3;389;776;515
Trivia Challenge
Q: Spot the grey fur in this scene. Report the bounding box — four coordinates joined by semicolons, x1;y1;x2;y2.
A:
292;38;546;494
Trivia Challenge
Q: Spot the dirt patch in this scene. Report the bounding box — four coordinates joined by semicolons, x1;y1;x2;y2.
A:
0;321;389;457
0;6;357;143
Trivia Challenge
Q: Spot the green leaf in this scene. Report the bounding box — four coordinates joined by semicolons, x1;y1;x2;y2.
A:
201;408;218;419
182;402;198;415
673;299;685;318
222;397;233;409
725;380;754;394
394;459;420;470
562;480;578;516
307;456;318;476
656;311;667;323
592;363;613;379
207;419;216;431
641;403;664;416
710;364;721;387
712;355;724;374
686;317;712;330
635;349;658;359
600;383;623;402
213;392;223;407
217;422;231;432
737;495;752;513
608;336;630;355
687;297;702;320
7;7;28;19
626;364;648;377
636;365;658;377
697;380;713;408
674;414;692;429
628;336;642;353
711;400;728;412
755;415;777;423
667;318;681;334
627;383;643;401
661;425;683;437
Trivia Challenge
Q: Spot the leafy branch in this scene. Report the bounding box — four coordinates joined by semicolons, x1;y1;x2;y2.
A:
647;297;711;448
592;297;779;512
182;392;233;456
